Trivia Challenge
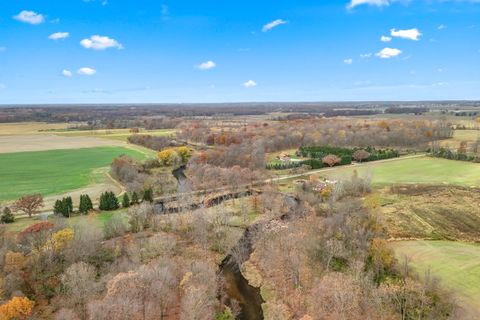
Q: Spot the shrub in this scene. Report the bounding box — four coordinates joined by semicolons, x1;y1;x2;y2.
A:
1;207;14;224
0;296;34;320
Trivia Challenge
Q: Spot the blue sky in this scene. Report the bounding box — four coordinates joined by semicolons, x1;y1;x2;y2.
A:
0;0;479;103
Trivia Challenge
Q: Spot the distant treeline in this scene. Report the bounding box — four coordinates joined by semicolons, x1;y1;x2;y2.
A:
1;101;474;123
127;135;179;151
385;107;429;114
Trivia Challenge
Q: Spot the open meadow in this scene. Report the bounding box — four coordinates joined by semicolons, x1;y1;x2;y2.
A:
391;240;480;318
0;122;71;135
322;156;480;187
0;146;146;201
54;128;176;142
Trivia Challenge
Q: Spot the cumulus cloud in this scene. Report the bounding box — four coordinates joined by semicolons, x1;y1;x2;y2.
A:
381;35;392;42
376;47;402;58
360;53;372;58
262;19;287;32
196;60;216;70
13;10;45;25
49;32;69;40
344;58;353;64
77;67;96;75
390;28;422;40
80;35;123;50
62;70;73;77
243;80;257;88
438;24;447;30
347;0;389;9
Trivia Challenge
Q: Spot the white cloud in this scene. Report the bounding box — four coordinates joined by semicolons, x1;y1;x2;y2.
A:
62;70;73;77
13;10;45;25
243;80;257;88
344;58;353;64
390;28;422;41
347;0;389;9
196;60;216;70
262;19;287;32
161;4;169;18
360;53;372;58
80;35;123;50
438;24;447;30
381;35;392;42
376;47;402;58
49;32;69;40
77;67;97;75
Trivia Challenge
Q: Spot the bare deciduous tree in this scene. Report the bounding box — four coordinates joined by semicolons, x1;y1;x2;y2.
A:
14;194;44;217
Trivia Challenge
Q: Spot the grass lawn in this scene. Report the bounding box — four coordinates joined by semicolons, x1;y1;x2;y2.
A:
5;209;128;233
0;146;146;201
391;240;480;317
323;156;480;187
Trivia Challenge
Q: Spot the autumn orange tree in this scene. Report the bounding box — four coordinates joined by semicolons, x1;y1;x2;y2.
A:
352;149;370;162
13;194;44;217
322;154;341;167
0;296;34;320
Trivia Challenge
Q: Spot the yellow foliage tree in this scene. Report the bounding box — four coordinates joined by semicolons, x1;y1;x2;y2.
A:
157;149;175;165
0;296;34;320
175;146;192;162
46;228;75;252
158;147;192;166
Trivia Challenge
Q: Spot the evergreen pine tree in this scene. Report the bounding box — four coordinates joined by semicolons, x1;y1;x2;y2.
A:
0;207;14;224
142;188;153;202
79;194;93;214
99;191;119;211
122;193;130;208
65;196;73;215
131;191;139;205
110;192;119;210
99;192;108;211
54;199;64;215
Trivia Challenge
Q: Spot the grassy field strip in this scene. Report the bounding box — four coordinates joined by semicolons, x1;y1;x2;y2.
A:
274;155;480;187
0;122;71;135
5;210;128;233
391;240;480;318
0;146;146;201
272;154;426;182
55;129;175;142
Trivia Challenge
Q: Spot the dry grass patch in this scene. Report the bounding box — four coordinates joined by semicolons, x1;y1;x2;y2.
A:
379;185;480;241
0;134;124;153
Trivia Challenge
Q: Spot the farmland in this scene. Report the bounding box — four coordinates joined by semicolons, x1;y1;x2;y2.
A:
55;128;175;142
0;146;146;201
391;240;480;318
322;156;480;187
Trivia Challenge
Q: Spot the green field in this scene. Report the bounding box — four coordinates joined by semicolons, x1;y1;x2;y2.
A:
0;147;146;201
392;240;480;317
323;156;480;187
5;209;128;233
